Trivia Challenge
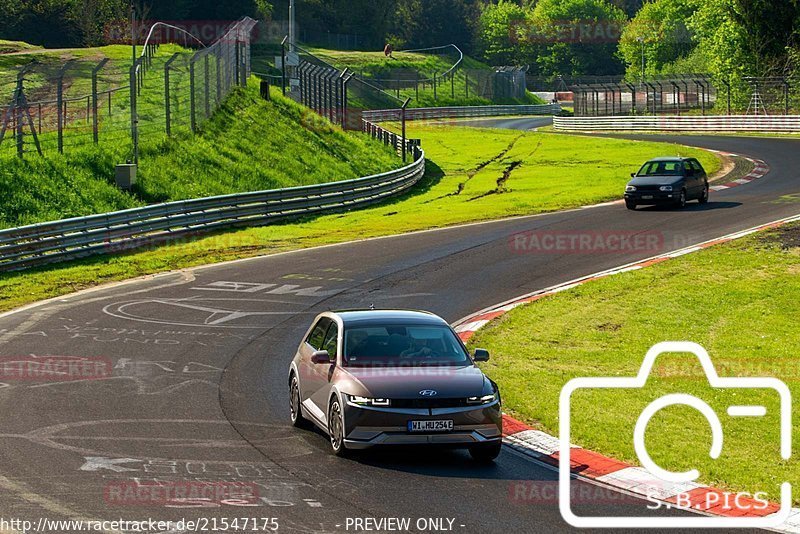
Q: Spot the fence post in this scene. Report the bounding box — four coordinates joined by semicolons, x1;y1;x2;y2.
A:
216;51;222;105
14;80;23;158
129;58;141;165
164;53;179;136
281;36;288;96
189;54;198;132
56;61;73;154
465;72;469;98
433;74;437;101
204;53;211;118
451;73;455;99
234;41;240;87
342;72;353;129
784;80;790;115
327;70;335;123
401;98;411;163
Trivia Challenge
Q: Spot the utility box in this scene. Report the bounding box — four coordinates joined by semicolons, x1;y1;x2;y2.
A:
115;164;137;190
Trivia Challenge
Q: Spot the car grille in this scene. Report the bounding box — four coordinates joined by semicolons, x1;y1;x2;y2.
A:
390;398;471;409
634;185;661;192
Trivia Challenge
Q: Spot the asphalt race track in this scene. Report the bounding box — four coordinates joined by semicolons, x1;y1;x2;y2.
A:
0;125;797;533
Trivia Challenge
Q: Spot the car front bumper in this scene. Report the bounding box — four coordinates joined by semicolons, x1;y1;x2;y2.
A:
625;192;677;204
342;400;502;449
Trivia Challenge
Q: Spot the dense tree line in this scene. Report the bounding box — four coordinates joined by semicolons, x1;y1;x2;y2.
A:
3;0;799;85
0;0;271;47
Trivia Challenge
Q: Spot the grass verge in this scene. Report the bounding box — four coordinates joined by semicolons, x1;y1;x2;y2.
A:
0;83;400;227
468;224;800;503
0;125;719;314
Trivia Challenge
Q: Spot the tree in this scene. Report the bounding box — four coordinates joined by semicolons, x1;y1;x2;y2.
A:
617;0;699;80
477;1;534;65
530;0;628;76
391;0;483;53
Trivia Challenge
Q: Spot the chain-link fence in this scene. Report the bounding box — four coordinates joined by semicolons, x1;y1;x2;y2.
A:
0;17;257;159
275;44;530;108
570;75;717;116
566;74;800;116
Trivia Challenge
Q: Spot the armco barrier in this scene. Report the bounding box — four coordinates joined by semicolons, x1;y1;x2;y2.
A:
0;140;424;272
554;115;800;132
363;104;561;123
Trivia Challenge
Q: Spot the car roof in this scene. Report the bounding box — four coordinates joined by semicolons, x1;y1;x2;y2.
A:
330;309;448;327
646;156;692;162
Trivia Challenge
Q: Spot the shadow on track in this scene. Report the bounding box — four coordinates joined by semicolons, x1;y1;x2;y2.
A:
634;201;741;212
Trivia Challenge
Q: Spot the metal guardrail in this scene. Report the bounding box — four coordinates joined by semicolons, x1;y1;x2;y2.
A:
0;104;560;272
0;138;425;272
362;104;561;123
553;115;800;132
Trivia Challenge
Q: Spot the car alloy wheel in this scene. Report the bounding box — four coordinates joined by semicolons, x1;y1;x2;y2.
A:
289;375;304;427
699;186;709;204
677;190;687;208
328;398;348;456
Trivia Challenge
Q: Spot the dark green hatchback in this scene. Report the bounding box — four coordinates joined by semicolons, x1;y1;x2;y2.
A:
624;157;709;210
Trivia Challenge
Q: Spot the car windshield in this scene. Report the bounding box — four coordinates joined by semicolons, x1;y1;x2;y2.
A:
343;324;472;367
637;161;684;176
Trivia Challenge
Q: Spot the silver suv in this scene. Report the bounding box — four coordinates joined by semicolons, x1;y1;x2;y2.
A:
288;309;503;462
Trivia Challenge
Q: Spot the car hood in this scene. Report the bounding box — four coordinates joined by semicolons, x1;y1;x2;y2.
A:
629;175;683;187
341;365;490;398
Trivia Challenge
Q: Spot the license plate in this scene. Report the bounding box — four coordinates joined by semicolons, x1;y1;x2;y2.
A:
408;420;453;432
642;195;654;200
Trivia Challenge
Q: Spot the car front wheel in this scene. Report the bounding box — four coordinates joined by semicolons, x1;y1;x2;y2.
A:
289;374;307;428
470;441;502;463
328;397;349;457
676;189;687;209
699;185;709;204
625;199;637;210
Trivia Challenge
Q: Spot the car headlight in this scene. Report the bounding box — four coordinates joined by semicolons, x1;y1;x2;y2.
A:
625;185;637;192
347;395;390;407
467;392;498;405
660;185;673;192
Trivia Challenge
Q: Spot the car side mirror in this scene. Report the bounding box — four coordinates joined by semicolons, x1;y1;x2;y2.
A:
311;350;332;364
473;349;490;362
630;173;636;178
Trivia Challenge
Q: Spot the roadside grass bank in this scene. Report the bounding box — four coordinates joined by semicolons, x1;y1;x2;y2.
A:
468;224;800;503
0;83;400;228
0;126;720;313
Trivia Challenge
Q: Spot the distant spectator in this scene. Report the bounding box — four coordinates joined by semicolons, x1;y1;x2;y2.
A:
384;43;394;59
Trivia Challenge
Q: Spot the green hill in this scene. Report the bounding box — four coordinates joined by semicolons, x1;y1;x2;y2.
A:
0;82;401;228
